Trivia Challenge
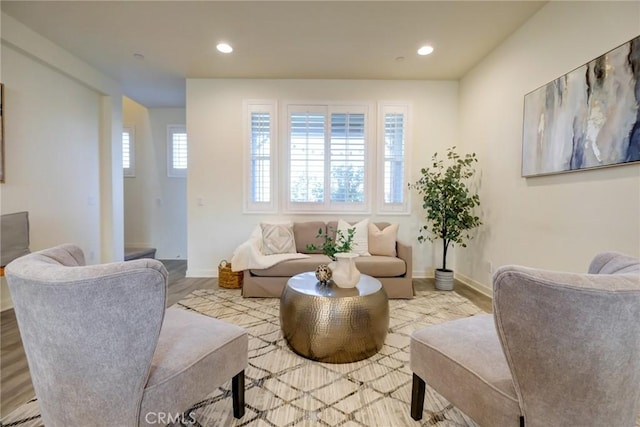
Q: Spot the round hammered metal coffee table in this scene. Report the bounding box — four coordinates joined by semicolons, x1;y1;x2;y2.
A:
280;272;389;363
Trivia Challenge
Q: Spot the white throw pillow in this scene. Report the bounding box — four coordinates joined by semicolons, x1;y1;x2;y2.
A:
337;218;370;256
260;222;297;255
368;223;399;257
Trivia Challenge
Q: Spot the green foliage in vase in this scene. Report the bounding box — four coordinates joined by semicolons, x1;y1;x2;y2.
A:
408;147;481;271
306;227;355;261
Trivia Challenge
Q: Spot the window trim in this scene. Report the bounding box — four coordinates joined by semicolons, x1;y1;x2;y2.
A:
283;101;373;214
123;125;135;178
241;99;410;215
377;102;411;214
243;100;278;213
167;124;187;178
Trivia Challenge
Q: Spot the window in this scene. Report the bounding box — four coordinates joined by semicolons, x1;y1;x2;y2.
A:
378;103;410;213
123;125;135;177
167;125;187;178
288;109;325;204
286;104;369;213
244;101;277;212
329;112;366;203
243;100;409;214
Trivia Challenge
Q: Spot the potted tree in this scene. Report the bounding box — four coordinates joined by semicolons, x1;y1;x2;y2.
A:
409;147;481;290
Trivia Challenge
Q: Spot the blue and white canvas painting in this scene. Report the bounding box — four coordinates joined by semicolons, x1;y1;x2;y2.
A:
522;36;640;177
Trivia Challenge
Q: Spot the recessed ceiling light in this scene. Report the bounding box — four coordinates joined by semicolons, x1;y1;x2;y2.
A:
216;43;233;54
417;45;434;56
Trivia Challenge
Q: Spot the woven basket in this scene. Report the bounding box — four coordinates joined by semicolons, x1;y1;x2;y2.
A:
218;260;243;289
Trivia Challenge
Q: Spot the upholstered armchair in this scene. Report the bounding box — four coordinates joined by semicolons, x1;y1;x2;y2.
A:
5;244;248;427
410;252;640;427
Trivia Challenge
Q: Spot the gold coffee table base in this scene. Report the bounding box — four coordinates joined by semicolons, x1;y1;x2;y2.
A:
280;272;389;363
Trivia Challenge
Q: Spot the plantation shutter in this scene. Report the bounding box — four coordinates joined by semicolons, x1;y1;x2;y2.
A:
173;133;187;169
122;126;134;177
122;132;130;169
250;112;271;203
289;112;326;203
377;102;409;213
384;112;405;204
330;113;365;203
167;125;187;177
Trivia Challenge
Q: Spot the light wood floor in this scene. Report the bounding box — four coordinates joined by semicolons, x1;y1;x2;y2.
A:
0;262;491;418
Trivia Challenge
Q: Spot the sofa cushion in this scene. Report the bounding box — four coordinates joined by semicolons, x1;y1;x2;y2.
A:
368;222;398;257
294;222;326;254
338;218;370;256
410;314;520;427
355;255;406;277
261;222;296;255
141;307;247;424
251;254;332;276
250;253;406;278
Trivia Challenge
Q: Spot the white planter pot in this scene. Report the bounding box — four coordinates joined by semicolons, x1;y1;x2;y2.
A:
435;269;454;291
330;252;361;288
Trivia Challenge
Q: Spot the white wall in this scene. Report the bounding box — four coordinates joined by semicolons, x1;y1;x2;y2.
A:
123;97;187;259
186;79;459;277
0;13;123;310
457;1;640;295
1;45;101;255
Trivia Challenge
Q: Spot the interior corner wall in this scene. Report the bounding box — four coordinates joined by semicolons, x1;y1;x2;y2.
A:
123;97;187;259
0;44;102;310
186;79;459;277
1;12;123;311
457;1;640;294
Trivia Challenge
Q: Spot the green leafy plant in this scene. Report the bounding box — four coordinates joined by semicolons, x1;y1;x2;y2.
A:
306;227;355;261
408;147;481;271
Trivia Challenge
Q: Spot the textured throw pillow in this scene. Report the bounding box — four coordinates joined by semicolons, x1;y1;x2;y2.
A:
260;223;297;255
337;218;370;256
368;223;399;257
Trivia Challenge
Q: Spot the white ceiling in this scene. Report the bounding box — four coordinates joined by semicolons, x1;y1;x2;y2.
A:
1;1;546;108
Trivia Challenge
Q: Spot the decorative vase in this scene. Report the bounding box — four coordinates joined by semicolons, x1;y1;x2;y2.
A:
435;269;454;291
315;264;332;285
331;252;361;288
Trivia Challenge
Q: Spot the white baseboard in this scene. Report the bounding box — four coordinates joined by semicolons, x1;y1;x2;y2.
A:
413;270;492;298
183;269;491;297
454;272;493;298
186;269;217;278
412;267;435;278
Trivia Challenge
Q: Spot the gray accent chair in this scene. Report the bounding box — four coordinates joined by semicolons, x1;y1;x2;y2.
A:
410;252;640;426
5;244;248;427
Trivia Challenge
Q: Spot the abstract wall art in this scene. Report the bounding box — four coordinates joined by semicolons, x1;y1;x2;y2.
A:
522;36;640;177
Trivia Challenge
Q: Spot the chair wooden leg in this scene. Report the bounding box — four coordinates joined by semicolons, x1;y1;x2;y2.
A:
411;373;426;420
232;371;245;418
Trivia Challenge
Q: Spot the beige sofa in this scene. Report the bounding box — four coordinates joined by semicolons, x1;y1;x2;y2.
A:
242;221;413;298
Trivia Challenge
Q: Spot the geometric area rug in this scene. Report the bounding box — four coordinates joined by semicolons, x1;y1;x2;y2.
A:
1;287;484;427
